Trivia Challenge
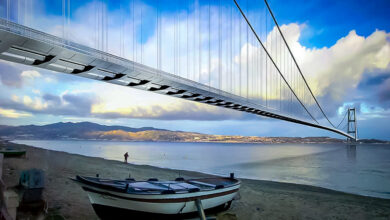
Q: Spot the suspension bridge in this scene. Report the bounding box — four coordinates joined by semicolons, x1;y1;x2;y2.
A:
0;0;357;140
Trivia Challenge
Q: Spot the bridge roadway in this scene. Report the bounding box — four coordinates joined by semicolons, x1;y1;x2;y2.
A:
0;19;353;139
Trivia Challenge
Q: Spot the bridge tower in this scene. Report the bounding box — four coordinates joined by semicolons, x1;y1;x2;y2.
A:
347;108;358;142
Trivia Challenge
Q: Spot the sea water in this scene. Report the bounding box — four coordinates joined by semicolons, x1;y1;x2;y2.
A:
13;140;390;199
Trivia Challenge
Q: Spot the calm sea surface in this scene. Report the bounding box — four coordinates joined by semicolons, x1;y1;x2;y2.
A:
13;140;390;199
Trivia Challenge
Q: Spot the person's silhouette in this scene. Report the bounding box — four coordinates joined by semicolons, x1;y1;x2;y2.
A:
124;152;129;163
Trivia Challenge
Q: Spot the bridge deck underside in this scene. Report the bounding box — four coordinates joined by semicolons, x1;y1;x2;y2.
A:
0;19;353;139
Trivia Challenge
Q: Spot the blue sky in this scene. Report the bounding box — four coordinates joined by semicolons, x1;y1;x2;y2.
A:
0;0;389;140
269;0;390;48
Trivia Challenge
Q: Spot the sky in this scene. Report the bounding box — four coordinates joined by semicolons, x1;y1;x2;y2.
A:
0;0;389;140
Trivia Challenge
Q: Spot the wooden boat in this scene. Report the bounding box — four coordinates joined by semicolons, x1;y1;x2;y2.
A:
72;174;240;219
0;147;26;157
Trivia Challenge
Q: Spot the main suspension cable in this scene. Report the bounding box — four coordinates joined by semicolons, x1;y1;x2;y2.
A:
263;0;337;128
233;0;319;124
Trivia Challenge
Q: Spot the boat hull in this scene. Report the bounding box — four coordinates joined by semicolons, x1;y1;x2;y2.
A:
74;175;241;218
83;186;238;214
78;181;239;216
91;202;230;219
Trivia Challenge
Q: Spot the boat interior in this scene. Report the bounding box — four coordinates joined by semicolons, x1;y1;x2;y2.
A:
74;175;240;194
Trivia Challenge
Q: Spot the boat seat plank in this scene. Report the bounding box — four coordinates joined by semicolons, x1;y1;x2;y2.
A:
128;182;168;191
160;183;199;191
188;181;216;188
177;183;200;190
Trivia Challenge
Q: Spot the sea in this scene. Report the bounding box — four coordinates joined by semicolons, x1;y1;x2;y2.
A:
13;140;390;199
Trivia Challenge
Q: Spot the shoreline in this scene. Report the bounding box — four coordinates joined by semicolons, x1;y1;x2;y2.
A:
2;142;390;219
9;138;390;145
11;139;390;200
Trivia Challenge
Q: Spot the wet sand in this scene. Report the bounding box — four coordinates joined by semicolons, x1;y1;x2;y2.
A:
2;142;390;220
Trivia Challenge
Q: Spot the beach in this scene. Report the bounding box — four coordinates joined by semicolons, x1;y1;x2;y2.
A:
2;142;390;220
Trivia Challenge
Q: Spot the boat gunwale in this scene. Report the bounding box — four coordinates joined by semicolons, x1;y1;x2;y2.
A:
81;184;240;203
72;175;241;196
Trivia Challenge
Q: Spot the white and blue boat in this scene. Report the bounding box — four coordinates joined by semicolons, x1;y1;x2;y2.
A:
72;174;240;219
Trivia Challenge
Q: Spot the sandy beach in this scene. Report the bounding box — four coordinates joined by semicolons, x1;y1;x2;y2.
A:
1;142;390;220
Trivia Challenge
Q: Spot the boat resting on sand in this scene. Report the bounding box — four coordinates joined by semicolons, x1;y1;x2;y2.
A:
72;174;240;219
0;147;26;157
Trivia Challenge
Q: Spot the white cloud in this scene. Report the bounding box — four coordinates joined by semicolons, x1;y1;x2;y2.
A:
0;107;32;118
32;89;41;95
13;95;48;110
21;70;41;79
278;24;390;100
88;82;247;120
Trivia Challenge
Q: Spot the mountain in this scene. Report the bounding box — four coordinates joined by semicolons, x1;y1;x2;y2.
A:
0;122;167;140
0;122;388;144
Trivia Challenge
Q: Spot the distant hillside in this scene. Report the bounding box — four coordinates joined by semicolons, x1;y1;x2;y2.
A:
0;122;388;144
0;122;167;140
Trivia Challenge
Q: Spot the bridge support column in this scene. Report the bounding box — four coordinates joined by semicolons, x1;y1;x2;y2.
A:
347;108;358;142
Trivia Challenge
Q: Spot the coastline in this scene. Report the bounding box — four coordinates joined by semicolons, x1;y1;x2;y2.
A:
2;142;390;219
8;137;390;145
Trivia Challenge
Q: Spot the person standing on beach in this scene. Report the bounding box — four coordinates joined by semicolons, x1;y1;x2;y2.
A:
124;152;129;163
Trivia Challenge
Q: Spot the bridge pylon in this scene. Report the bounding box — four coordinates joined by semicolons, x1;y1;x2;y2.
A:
347;108;358;142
